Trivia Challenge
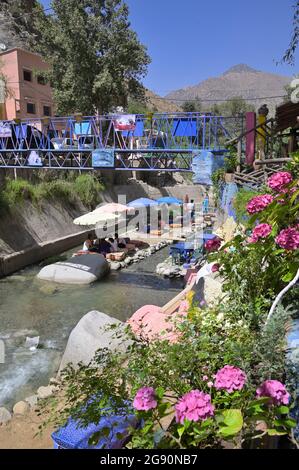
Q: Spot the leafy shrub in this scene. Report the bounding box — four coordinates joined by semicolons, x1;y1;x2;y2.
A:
73;174;104;208
0;174;104;211
233;188;261;224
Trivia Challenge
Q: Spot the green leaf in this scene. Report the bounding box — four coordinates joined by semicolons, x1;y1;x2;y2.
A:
276;406;289;415
156;386;165;399
284;418;297;428
267;429;287;436
218;409;243;438
88;431;102;445
101;426;111;437
177;425;185;438
282;272;296;282
142;423;153;435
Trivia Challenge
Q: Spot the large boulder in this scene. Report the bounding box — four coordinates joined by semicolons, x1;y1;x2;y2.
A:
58;311;130;374
37;254;110;285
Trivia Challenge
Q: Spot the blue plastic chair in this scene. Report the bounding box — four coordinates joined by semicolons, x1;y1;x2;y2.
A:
52;405;138;449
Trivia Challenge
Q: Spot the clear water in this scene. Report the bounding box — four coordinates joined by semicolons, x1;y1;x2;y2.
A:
0;247;183;408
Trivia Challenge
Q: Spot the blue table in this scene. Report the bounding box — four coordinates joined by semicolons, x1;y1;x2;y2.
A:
170;242;195;264
200;233;217;241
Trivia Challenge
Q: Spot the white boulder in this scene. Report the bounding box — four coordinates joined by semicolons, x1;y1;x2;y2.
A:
25;395;38;408
0;407;12;425
13;401;30;416
58;311;130;374
37;254;110;285
37;385;56;399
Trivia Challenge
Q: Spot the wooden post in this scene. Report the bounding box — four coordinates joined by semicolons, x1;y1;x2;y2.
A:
237;140;242;172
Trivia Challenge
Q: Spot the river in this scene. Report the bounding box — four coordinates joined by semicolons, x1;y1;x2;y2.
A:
0;247;184;408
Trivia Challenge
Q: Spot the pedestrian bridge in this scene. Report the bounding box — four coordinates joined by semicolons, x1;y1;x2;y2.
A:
0;113;242;172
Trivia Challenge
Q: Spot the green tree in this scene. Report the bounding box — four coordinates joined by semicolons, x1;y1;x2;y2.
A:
0;0;45;49
182;98;201;112
217;96;255;116
35;0;151;115
282;0;299;64
126;99;149;115
3;0;151;115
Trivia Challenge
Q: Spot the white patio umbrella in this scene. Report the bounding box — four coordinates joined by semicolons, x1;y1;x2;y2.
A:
73;211;122;226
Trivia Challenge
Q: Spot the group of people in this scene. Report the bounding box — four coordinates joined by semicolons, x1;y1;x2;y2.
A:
82;233;128;257
184;193;210;221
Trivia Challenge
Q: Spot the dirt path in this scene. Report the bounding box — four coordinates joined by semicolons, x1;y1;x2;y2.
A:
0;410;53;449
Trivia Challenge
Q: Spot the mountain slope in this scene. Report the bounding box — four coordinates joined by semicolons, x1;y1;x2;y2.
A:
145;89;182;113
165;64;290;114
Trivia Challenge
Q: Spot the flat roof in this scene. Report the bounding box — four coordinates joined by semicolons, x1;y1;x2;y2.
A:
0;47;43;59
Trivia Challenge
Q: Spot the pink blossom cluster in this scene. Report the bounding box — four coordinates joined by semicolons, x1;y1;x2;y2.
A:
267;172;293;192
214;365;247;393
249;223;272;243
175;390;215;424
204;237;222;253
275;227;299;251
256;380;290;406
133;387;157;411
246;194;274;214
211;263;220;273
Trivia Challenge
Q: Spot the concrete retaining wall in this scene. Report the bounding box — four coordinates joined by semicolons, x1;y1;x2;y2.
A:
0;229;93;277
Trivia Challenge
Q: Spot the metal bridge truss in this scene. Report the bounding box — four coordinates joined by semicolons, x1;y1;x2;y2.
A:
0;113;243;171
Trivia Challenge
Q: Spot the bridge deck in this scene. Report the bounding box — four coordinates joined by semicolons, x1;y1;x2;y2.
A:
0;113;242;171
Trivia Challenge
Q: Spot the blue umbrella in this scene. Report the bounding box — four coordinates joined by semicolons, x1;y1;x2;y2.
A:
127;198;158;208
157;196;183;205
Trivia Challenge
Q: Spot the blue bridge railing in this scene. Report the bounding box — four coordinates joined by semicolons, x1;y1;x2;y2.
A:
0;113;244;171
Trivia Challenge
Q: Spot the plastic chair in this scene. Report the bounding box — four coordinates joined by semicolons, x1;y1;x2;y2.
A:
52;408;138;449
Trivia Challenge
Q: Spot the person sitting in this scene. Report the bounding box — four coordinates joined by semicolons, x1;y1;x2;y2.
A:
115;233;127;249
108;237;119;252
97;238;111;256
82;233;93;252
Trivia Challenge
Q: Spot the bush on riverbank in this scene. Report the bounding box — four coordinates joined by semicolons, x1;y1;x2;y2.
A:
0;174;104;212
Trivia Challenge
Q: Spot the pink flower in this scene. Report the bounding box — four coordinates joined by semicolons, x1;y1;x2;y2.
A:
275;228;299;251
214;365;247;393
211;263;220;273
204;237;222;253
175;390;214;424
256;380;290;406
133;387;157;411
267;172;293;192
247;194;274;214
202;375;209;381
252;223;272;241
247;236;258;244
207;382;214;388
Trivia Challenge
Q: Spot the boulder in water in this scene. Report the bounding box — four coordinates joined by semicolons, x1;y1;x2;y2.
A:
37;254;110;285
58;311;130;374
0;407;12;425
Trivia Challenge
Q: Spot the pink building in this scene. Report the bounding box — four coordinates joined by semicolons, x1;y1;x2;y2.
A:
0;48;54;125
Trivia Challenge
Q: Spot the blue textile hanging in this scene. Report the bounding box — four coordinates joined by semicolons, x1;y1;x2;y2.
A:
192;150;225;185
221;182;239;219
172;119;197;137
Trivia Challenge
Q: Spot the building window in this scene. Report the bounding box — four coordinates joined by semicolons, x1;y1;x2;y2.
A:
23;70;32;82
43;105;51;116
27;102;36;114
37;75;46;85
